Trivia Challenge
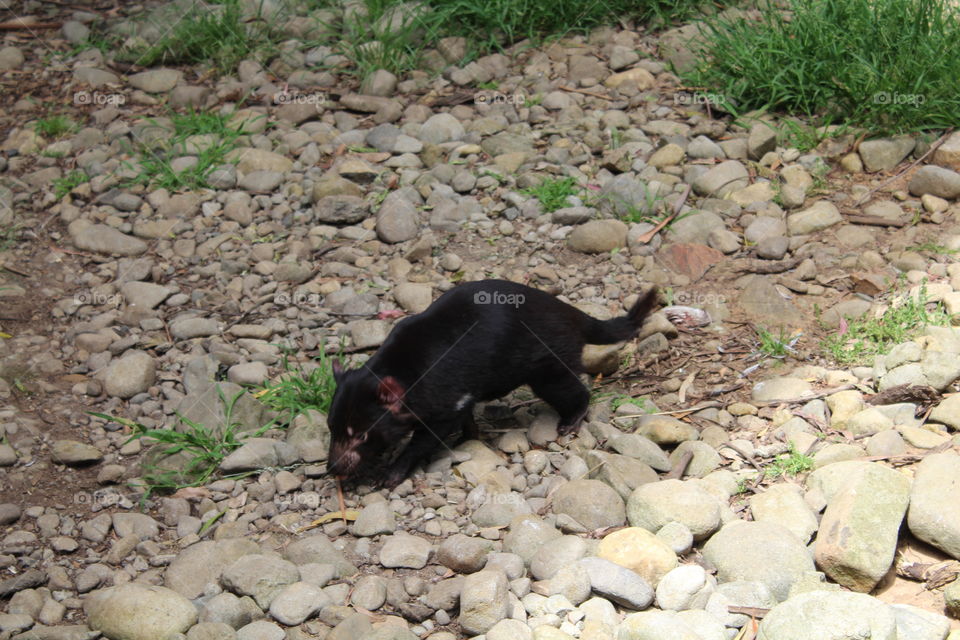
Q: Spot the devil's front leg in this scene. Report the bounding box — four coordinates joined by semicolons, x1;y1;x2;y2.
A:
382;418;461;488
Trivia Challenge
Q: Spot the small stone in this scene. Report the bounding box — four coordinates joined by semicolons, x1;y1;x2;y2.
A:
268;581;329;625
858;136;916;173
909;165;960;199
551;479;625;531
104;350;156;398
787;201;842;235
568;219;628;254
379;533;432;569
51;440;103;466
596;527;678;586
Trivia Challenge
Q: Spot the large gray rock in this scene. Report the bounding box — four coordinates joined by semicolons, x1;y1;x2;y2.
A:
907;452;960;560
858;136;916;172
419;113;465;144
459;570;508;634
379;533;432;569
69;221;148;256
283;534;357;577
702;521;814;601
626;479;722;541
757;591;896;640
568;219;628;254
692;161;749;197
551;479;625;531
84;584;197;640
579;557;654;610
502;515;562;564
814;462;911;591
750;484;818;543
890;603;951;640
786;201;842;235
221;554;300;608
268;581;330;626
104;350;156;399
165;539;260;599
51;440;103;466
376;192;420;243
739;276;803;327
313;195;368;224
616;609;704;639
909;165;960;199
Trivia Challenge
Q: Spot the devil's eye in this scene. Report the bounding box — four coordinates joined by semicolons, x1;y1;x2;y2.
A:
346;426;354;437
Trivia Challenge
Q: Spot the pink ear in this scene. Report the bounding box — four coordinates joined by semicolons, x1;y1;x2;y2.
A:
377;376;407;415
332;360;344;380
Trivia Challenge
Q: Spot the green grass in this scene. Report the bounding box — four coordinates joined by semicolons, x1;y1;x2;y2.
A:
755;326;797;358
257;350;341;424
765;444;814;478
93;388;269;499
122;0;278;73
687;0;960;133
34;115;77;139
822;284;952;365
908;242;960;255
524;176;581;213
125;109;244;190
53;170;89;199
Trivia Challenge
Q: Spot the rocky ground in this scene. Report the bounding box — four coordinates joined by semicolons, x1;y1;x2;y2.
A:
3;1;960;639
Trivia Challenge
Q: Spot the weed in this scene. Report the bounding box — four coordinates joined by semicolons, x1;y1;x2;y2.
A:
124;0;278;74
688;0;960;133
523;176;581;213
34;115;76;139
908;242;960;255
765;444;814;478
257;349;342;424
125;109;244;190
53;170;89;199
93;387;268;499
822;284;951;364
755;326;798;358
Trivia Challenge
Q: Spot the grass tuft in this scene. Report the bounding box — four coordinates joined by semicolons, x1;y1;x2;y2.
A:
821;284;952;365
765;444;814;478
125;109;245;190
257;349;342;424
34;115;77;139
523;176;581;213
688;0;960;133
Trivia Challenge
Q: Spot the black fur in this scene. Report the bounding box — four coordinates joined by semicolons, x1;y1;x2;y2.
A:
327;279;658;487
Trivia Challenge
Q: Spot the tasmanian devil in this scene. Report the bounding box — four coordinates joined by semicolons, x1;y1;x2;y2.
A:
327;279;658;487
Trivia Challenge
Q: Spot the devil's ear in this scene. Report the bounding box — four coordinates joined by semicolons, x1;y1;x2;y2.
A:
332;359;345;382
376;376;407;415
